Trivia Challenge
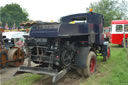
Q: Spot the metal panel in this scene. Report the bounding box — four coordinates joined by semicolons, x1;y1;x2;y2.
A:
75;47;90;68
30;29;58;38
61;12;103;24
58;23;89;37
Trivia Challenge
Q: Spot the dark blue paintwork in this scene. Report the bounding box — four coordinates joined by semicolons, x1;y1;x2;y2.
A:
30;12;104;44
58;23;89;36
30;29;58;38
60;12;104;24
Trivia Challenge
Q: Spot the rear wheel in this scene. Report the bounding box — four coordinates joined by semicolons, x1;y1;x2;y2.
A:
77;51;96;77
83;51;96;77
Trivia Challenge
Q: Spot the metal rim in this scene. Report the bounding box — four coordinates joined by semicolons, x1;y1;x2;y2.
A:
1;54;8;67
61;50;72;66
90;57;96;73
107;47;110;59
8;48;24;67
13;50;24;67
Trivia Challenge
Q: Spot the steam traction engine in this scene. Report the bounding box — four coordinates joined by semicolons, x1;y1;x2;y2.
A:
0;29;24;69
17;12;110;82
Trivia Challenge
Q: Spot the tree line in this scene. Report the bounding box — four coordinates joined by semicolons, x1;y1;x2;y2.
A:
89;0;128;26
0;0;128;28
0;3;29;28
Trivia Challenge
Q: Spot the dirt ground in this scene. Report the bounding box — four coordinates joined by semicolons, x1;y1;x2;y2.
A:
0;59;35;84
0;59;87;85
34;70;87;85
35;66;101;85
0;58;97;85
0;67;18;84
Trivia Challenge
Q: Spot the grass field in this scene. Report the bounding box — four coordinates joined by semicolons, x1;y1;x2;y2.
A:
1;44;128;85
83;44;128;85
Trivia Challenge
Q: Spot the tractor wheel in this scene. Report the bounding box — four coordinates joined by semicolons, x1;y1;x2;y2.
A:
0;51;8;68
83;51;96;77
8;48;24;67
61;50;72;67
77;51;96;77
103;46;110;61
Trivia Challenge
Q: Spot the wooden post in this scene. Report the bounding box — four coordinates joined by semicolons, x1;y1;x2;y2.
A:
123;32;126;48
126;38;128;59
127;38;128;47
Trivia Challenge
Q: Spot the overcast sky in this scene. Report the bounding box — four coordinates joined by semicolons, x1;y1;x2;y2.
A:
0;0;99;21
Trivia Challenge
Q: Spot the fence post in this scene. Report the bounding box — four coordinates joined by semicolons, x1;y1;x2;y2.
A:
123;32;126;48
126;38;128;59
126;38;128;49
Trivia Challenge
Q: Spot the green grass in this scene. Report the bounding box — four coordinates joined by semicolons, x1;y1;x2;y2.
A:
82;44;128;85
15;74;42;85
2;74;44;85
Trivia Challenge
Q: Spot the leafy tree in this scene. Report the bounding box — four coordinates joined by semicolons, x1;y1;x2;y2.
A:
89;0;128;26
0;3;29;28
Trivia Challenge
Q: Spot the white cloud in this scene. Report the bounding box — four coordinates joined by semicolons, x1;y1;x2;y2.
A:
0;0;99;21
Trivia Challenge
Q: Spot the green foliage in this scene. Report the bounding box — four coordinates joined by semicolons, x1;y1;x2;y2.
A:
100;48;128;85
0;3;29;28
16;74;42;85
2;74;43;85
89;0;128;27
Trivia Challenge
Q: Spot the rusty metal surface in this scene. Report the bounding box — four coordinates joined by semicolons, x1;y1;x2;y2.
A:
8;48;24;66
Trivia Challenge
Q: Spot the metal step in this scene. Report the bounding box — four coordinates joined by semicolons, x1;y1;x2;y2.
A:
15;66;68;83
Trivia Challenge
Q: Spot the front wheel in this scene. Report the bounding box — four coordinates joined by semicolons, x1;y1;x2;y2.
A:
103;46;111;61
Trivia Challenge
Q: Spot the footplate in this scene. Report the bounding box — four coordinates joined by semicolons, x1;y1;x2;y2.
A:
15;66;68;83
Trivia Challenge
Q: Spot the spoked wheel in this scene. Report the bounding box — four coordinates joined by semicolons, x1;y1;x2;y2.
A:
103;46;110;61
61;50;72;67
77;51;96;77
